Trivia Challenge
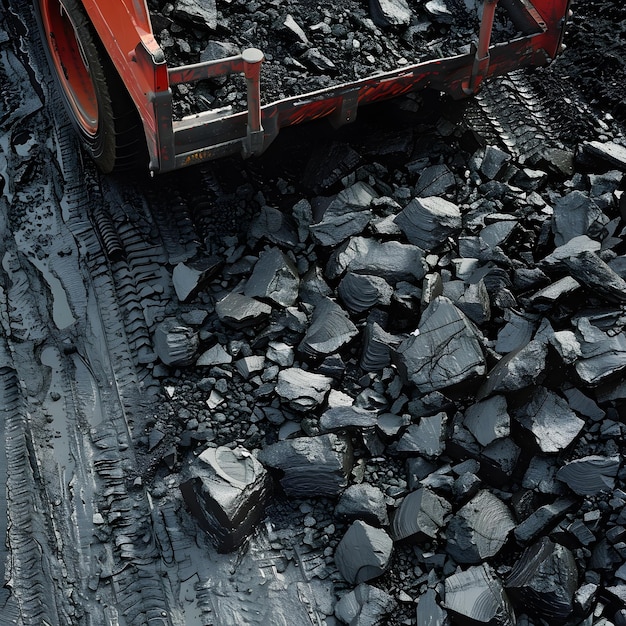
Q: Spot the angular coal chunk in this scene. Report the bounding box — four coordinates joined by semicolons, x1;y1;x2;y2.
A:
397;412;447;459
335;583;397;626
551;190;608;247
581;140;626;171
369;0;412;27
539;234;601;272
574;317;626;385
561;250;626;303
392;487;451;542
394;196;461;251
416;588;448;626
457;280;491;325
257;433;352;497
338;272;393;314
495;310;538;354
248;205;298;248
244;247;300;307
196;343;232;367
415;164;456;198
556;455;620;495
395;296;485;393
513;387;584;453
446;490;515;564
335;521;393;584
299;297;358;358
275;367;333;411
463;395;510;446
172;256;221;302
478;339;547;397
180;446;270;552
525;276;581;312
300;47;338;74
310;182;377;247
514;498;577;545
319;405;378;433
361;322;403;372
479;145;511;180
327;236;427;283
505;537;578;622
173;0;217;30
444;565;515;626
335;484;389;527
215;292;272;328
153;318;199;366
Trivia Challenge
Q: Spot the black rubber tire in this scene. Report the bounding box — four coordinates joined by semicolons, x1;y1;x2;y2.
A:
35;0;147;173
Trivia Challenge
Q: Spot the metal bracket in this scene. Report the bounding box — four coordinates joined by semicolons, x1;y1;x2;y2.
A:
329;88;360;128
463;0;499;95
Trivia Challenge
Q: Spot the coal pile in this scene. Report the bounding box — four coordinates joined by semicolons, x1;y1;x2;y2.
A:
151;85;626;624
147;0;517;114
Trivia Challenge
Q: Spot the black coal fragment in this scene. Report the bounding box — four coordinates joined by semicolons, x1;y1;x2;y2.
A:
258;433;352;497
551;190;607;247
479;145;511;180
513;387;584;453
172;256;221;302
495;310;538;354
244;247;300;307
361;321;403;372
275;367;333;411
397;412;447;459
556;455;620;496
319;405;378;433
392;487;451;542
574;317;626;385
394;196;462;251
443;564;515;626
334;583;398;626
335;521;393;584
514;498;577;545
300;47;338;74
463;395;510;446
335;483;390;527
299;297;358;358
369;0;412;27
327;236;427;283
338;272;393;314
446;490;515;564
415;164;456;198
505;537;578;622
539;234;601;272
215;292;272;328
395;296;485;393
153;318;199;366
310;182;377;247
416;588;448;626
581;140;626;171
173;0;217;30
561;250;626;303
180;446;271;552
248;205;299;248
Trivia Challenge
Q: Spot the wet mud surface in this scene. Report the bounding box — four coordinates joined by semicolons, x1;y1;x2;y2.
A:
0;1;626;625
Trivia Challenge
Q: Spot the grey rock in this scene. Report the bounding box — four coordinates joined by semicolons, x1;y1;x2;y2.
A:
360;321;403;372
495;310;538;354
234;355;265;379
244;247;300;307
257;433;352;497
215;292;272;328
415;164;456;197
425;0;453;23
180;446;270;552
444;564;515;626
505;538;578;621
196;343;232;367
394;196;462;251
539;234;602;271
556;455;620;495
581;140;626;171
395;297;485;393
154;318;199;366
335;584;398;626
335;484;389;527
513;387;584;453
301;47;337;74
562;250;626;303
526;276;581;312
327;236;427;283
275;367;333;411
457;279;491;325
446;490;515;564
335;521;393;584
300;264;334;305
479;145;511;180
416;588;448;626
310;182;377;246
266;340;294;367
392;487;451;542
299;297;358;358
249;205;298;248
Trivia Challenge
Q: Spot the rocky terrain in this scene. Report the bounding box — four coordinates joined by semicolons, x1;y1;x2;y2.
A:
0;1;626;626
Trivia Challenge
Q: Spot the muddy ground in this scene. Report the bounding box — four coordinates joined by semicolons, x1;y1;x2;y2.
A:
0;1;626;626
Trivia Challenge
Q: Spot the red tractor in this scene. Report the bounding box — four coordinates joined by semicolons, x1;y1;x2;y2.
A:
34;0;572;173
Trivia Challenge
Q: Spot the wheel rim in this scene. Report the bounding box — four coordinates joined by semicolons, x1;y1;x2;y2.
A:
40;0;98;135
